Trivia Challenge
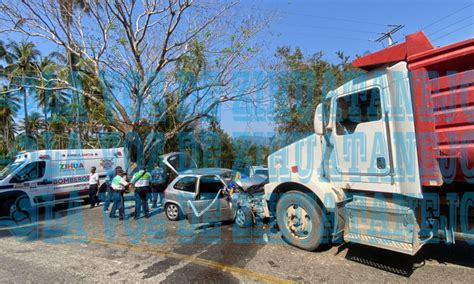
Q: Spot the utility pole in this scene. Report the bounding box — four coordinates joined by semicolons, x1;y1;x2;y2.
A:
375;24;404;46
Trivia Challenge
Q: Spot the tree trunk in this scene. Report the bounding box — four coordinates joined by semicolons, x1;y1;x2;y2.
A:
23;88;29;135
44;102;49;131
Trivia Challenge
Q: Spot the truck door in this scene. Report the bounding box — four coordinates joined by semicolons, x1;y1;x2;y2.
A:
186;175;233;224
331;86;392;178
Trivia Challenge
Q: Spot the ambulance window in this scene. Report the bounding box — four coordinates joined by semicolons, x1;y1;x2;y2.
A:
336;88;382;135
10;161;46;183
0;161;24;180
174;176;197;193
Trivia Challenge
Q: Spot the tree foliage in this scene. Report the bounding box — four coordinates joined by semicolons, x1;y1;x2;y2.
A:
0;0;269;165
273;47;364;144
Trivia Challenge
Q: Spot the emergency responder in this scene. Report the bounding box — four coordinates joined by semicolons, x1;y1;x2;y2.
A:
131;167;151;219
110;169;128;220
102;166;122;212
88;166;99;208
150;162;165;208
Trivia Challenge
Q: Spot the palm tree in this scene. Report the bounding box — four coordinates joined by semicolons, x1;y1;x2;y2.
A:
35;55;68;127
19;111;45;139
4;40;40;135
0;85;21;150
0;40;6;67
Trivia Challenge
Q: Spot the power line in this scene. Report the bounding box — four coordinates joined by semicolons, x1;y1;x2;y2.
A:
428;15;473;36
422;3;474;30
298;14;387;27
274;30;370;42
431;22;473;42
239;6;387;26
393;3;473;43
275;23;379;35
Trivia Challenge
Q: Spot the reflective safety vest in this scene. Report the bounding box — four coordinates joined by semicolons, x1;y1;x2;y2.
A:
111;175;128;191
131;170;152;187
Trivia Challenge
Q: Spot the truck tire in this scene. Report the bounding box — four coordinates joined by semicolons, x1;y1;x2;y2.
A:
235;206;253;228
165;203;182;221
276;191;326;251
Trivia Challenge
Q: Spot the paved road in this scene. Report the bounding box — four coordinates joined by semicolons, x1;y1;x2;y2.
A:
0;201;473;283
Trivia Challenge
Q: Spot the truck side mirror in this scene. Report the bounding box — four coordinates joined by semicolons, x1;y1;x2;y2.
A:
314;103;325;136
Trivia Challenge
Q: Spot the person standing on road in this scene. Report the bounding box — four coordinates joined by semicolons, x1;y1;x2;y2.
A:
88;167;100;208
110;169;129;220
103;166;122;212
150;163;165;208
131;167;151;219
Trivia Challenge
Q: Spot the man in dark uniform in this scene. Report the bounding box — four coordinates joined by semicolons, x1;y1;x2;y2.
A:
150;162;166;208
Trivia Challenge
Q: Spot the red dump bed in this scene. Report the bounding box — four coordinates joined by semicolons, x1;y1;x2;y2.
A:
353;32;474;186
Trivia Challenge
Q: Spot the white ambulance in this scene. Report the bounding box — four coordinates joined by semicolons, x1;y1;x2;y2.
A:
0;148;125;216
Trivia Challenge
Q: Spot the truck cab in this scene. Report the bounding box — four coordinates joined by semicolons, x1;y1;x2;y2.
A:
265;32;474;254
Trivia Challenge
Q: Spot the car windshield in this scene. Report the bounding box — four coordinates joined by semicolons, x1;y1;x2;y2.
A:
219;170;239;185
0;160;25;180
255;169;268;177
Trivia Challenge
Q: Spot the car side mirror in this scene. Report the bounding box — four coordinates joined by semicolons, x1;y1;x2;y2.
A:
314;103;325;136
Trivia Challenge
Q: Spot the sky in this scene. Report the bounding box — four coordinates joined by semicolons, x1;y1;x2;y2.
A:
219;0;474;137
3;0;473;138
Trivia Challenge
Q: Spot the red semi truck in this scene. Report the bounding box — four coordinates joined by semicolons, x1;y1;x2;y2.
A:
265;32;474;254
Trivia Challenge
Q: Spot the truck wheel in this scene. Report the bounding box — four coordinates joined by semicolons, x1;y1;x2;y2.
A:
235;206;253;228
276;191;326;251
165;203;181;221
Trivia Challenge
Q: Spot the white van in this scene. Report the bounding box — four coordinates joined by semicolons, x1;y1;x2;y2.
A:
0;148;125;216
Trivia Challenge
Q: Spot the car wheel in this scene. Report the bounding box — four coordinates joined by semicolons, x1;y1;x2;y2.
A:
235;206;253;228
14;195;32;223
165;203;181;221
0;199;16;218
276;191;326;251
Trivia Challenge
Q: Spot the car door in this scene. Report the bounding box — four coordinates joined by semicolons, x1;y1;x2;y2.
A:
10;161;50;202
186;175;234;224
168;176;198;209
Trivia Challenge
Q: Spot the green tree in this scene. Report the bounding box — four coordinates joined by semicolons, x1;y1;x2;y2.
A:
273;47;363;145
35;55;65;127
3;40;40;135
0;85;20;152
19;111;45;141
2;1;268;163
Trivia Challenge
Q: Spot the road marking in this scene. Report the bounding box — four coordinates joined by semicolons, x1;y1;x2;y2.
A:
62;235;293;284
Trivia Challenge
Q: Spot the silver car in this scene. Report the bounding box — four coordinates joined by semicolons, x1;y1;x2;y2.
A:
163;168;237;223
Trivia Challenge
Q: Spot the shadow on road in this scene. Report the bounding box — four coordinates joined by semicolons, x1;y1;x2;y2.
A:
0;201;87;240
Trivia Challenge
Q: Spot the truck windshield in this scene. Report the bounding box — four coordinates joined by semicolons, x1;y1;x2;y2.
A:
0;161;25;180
